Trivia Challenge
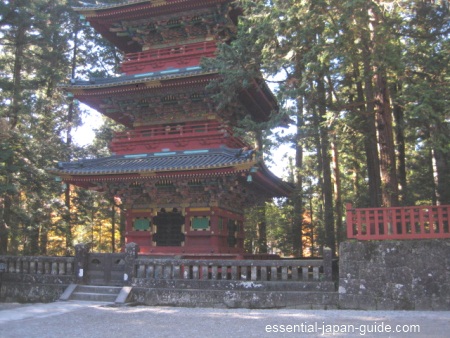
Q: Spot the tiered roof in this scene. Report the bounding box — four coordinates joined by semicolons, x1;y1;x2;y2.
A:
52;147;253;176
62;69;276;127
73;0;241;52
53;0;292;199
50;147;293;197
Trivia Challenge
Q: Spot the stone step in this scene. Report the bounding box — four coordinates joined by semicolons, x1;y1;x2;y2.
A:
70;291;118;303
67;285;123;303
60;284;132;304
88;279;125;287
75;285;123;295
130;287;339;309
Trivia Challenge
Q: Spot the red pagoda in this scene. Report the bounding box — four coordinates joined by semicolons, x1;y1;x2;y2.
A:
50;0;292;257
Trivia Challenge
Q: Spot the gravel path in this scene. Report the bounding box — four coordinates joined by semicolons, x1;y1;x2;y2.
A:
1;301;449;338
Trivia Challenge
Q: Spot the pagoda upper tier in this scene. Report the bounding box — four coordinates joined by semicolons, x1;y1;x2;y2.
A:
66;0;278;129
74;0;242;53
62;67;276;129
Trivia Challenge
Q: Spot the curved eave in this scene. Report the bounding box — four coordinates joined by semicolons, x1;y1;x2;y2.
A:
73;0;156;13
48;163;256;189
252;163;294;197
239;79;279;123
73;0;233;53
59;69;218;91
73;0;227;16
60;70;219;127
48;156;292;198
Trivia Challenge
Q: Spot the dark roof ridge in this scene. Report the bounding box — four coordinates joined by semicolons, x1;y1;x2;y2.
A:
52;146;254;172
73;0;225;12
74;1;151;11
59;67;218;90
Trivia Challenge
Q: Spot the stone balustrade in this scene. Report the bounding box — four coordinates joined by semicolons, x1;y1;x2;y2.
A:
134;249;333;282
0;246;332;283
0;255;75;276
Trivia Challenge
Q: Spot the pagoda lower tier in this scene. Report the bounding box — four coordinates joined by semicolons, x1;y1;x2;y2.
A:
50;147;293;255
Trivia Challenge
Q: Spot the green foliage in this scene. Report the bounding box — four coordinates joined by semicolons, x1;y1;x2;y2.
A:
220;0;450;253
1;0;448;255
0;0;124;255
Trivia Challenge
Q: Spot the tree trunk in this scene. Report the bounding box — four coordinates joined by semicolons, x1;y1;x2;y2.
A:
392;82;408;205
111;201;116;253
351;144;361;199
1;24;27;254
291;94;304;257
9;25;26;129
369;2;399;207
39;225;48;255
431;125;450;205
331;136;343;249
326;74;343;248
311;96;325;249
360;46;382;207
256;219;267;254
28;224;40;256
0;197;11;255
255;131;268;254
427;149;437;205
317;73;335;255
374;69;399;207
119;206;126;250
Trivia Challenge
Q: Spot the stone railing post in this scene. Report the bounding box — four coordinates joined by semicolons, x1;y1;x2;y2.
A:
323;246;333;281
124;242;140;285
74;243;90;284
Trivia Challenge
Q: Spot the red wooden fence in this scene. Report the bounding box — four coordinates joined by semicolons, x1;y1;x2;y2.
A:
346;203;450;240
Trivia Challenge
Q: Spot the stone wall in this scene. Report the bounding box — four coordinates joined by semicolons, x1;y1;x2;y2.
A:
1;274;75;303
130;279;338;309
339;239;450;310
0;255;76;303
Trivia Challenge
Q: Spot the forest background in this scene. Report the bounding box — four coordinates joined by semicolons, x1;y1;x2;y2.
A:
0;0;449;257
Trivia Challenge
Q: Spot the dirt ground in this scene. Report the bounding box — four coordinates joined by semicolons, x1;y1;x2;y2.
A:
1;301;449;338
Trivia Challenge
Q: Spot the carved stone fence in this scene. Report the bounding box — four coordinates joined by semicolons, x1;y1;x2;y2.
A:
133;248;333;282
0;255;75;278
0;245;333;284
